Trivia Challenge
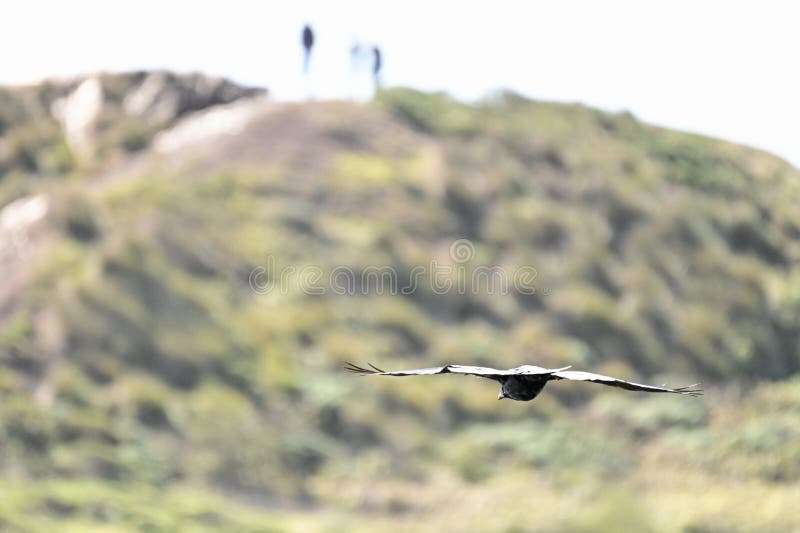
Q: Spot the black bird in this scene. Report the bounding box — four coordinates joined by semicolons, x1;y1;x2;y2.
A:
345;362;702;401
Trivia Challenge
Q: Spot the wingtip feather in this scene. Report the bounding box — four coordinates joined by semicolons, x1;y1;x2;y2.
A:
343;361;382;375
673;383;704;397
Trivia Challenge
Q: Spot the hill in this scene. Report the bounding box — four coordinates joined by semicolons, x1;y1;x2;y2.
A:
0;73;799;531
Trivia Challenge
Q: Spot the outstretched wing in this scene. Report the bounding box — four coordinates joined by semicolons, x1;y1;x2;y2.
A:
344;361;507;378
550;370;703;396
344;361;570;379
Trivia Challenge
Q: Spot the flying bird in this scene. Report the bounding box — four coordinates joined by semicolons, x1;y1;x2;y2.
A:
344;362;702;401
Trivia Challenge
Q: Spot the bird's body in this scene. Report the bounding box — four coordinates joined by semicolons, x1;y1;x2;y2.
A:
345;362;703;401
498;375;548;401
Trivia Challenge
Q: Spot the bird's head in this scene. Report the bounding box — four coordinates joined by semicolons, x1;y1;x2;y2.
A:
497;389;506;400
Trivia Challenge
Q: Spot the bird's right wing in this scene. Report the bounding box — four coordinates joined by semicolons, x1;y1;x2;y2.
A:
344;361;507;378
344;361;452;376
344;361;570;379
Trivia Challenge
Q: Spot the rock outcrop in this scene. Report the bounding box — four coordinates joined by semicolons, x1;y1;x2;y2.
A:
0;71;267;173
51;77;104;159
123;71;265;127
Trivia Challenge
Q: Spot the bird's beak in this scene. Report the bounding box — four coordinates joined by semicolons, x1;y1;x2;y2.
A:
497;391;505;400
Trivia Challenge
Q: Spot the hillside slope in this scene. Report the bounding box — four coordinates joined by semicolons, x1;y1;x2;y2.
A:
0;78;799;531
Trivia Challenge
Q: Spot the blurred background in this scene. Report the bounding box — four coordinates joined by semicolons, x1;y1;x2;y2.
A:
1;1;799;531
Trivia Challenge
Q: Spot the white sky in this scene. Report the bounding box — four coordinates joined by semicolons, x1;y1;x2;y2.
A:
4;0;799;166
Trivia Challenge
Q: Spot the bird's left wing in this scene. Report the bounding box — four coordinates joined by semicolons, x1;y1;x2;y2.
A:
550;370;703;396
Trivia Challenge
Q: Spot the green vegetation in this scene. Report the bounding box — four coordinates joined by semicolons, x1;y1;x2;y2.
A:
0;83;799;531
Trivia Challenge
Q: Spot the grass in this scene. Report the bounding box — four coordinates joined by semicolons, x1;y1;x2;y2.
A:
0;82;799;530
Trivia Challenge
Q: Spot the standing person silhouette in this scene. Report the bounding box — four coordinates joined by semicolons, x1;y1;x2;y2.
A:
371;46;382;91
301;24;315;75
350;39;363;73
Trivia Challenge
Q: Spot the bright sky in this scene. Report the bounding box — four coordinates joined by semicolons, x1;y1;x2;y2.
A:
4;1;800;166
